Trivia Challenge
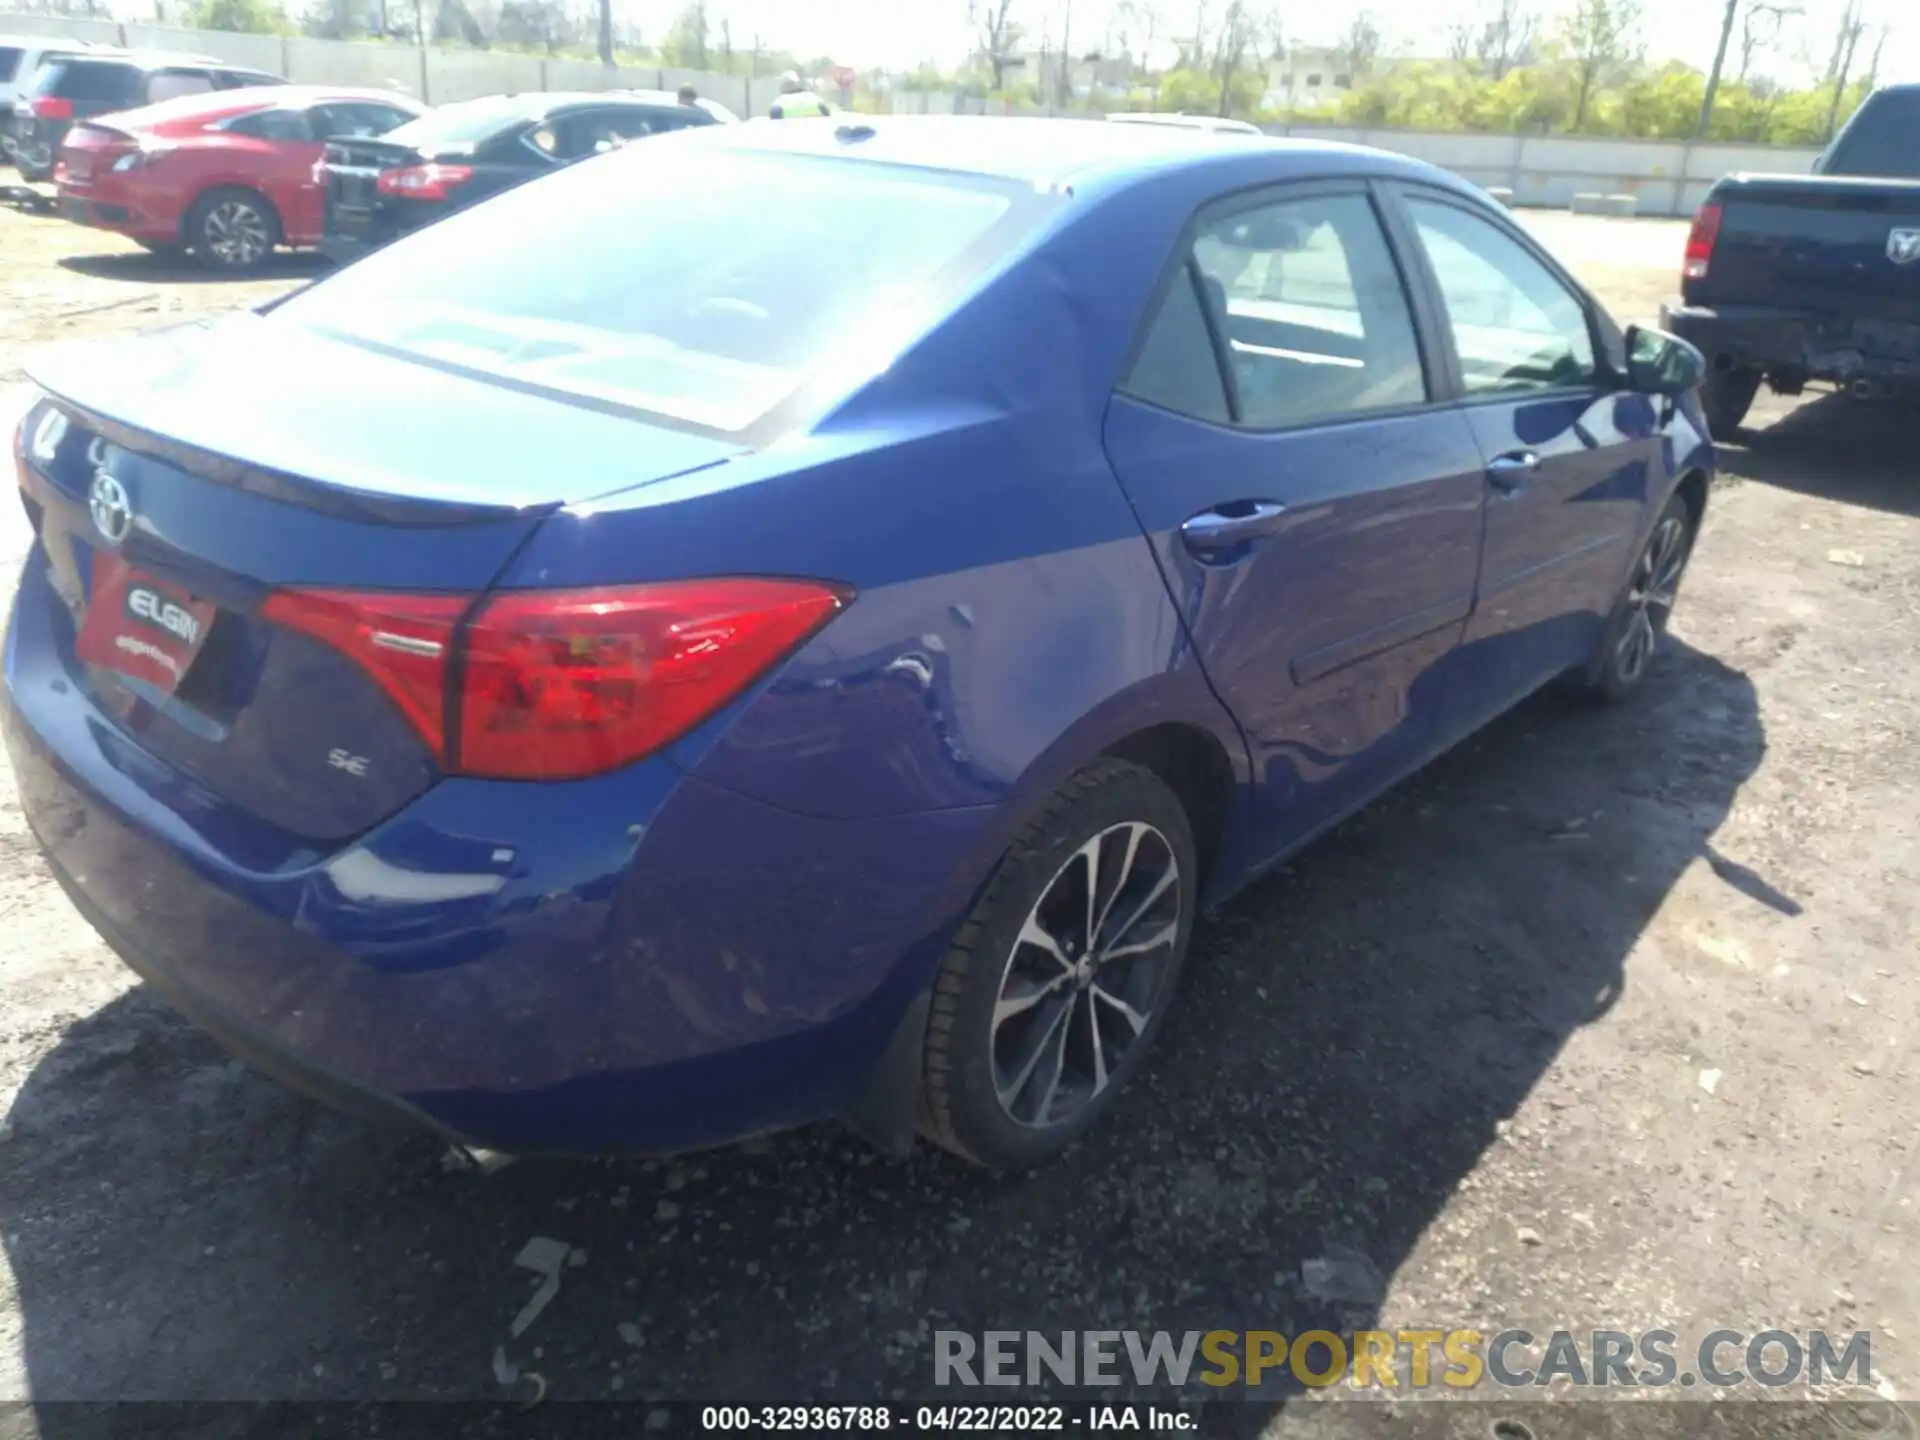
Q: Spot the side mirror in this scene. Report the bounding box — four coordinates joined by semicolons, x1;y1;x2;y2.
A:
1624;324;1705;396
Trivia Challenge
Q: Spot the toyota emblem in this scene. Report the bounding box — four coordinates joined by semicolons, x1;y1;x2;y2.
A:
88;467;133;549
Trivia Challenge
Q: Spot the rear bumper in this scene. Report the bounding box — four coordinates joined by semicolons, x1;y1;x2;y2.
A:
1662;300;1920;388
4;553;993;1154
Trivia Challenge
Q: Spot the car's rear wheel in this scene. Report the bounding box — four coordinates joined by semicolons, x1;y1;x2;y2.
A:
1701;365;1762;440
1573;492;1697;704
920;758;1196;1169
186;187;280;273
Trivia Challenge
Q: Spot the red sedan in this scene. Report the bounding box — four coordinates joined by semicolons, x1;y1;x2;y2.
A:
55;85;422;271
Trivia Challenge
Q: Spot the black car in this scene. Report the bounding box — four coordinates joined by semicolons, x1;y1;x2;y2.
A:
9;49;286;182
318;90;719;263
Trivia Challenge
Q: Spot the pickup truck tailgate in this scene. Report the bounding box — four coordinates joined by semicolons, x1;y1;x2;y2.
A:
1700;175;1920;333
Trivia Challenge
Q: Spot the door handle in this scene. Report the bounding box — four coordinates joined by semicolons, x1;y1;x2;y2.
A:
1486;450;1541;494
1180;500;1289;555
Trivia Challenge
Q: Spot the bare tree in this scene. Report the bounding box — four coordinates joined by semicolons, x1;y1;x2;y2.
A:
1563;0;1641;130
1336;8;1381;81
1474;0;1537;79
1111;0;1162;79
595;0;610;64
971;0;1022;89
1858;22;1889;94
1209;0;1261;115
1445;20;1475;64
1822;0;1865;139
1736;0;1801;83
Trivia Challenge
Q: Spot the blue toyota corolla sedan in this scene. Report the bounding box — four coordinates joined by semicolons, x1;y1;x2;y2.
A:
5;117;1712;1169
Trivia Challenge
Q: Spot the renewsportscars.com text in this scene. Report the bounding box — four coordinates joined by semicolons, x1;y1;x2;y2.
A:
934;1329;1873;1390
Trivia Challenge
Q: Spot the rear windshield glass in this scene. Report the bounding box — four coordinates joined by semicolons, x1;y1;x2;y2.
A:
379;95;539;150
272;146;1047;433
1825;89;1920;179
33;58;141;104
0;48;21;84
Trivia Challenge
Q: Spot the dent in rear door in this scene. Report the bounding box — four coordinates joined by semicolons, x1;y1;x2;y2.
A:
1102;184;1488;865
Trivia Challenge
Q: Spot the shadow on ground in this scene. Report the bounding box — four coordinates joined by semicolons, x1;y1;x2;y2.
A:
0;639;1764;1432
57;251;327;287
1720;392;1920;519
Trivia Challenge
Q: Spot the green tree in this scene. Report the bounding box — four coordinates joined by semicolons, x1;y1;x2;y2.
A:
186;0;282;29
661;2;709;68
1562;0;1641;130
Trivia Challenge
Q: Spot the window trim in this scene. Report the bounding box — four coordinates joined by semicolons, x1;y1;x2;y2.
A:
1377;180;1624;407
1118;175;1453;437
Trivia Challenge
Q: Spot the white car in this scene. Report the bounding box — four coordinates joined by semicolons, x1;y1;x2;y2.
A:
1105;111;1264;136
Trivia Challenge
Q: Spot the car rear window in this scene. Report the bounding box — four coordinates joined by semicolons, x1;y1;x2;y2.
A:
0;47;22;84
1825;88;1920;179
379;95;540;150
33;58;141;104
272;147;1049;434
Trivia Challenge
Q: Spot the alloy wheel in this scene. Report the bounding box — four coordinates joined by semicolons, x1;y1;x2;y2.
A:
991;821;1182;1130
1616;513;1690;685
204;200;270;267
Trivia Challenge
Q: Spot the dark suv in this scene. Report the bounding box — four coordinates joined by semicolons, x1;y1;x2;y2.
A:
10;50;286;181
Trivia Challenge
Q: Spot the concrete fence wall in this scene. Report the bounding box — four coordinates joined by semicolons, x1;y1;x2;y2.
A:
1271;124;1824;217
884;91;1825;218
0;11;766;111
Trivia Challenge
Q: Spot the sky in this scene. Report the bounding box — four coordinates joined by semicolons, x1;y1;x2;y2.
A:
622;0;1918;85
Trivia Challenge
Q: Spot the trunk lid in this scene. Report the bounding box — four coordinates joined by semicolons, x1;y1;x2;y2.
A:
18;319;740;847
58;120;135;182
1699;174;1920;331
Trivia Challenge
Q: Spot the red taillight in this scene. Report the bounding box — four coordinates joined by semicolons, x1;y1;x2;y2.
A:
261;589;469;750
375;162;473;201
1683;201;1722;283
263;579;849;780
31;96;74;121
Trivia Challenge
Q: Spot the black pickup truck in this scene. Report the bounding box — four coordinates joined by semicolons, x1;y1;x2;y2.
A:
1660;82;1920;439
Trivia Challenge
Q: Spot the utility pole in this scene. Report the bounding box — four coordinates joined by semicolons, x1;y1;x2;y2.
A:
1695;0;1739;138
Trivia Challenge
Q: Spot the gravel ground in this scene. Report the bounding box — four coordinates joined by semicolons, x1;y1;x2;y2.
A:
0;197;1915;1438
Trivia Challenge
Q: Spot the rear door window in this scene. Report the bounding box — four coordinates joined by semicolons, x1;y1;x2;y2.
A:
311;101;414;139
223;107;313;141
146;69;218;104
216;68;285;89
33;59;142;105
552;108;660;158
1188;191;1427;429
1825;89;1920;179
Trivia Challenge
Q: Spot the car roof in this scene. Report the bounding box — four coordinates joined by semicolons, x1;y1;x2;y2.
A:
46;49;228;70
96;83;415;129
692;114;1436;196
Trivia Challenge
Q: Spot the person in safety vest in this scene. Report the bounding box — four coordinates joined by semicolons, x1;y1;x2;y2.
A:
769;70;831;119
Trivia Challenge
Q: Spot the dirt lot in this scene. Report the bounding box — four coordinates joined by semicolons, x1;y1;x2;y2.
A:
0;196;1915;1437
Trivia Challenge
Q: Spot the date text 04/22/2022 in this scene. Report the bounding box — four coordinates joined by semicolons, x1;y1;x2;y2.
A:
697;1404;1196;1431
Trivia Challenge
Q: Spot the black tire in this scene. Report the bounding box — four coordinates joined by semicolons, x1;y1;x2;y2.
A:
1572;492;1697;704
920;757;1197;1169
185;187;280;273
1700;365;1761;441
